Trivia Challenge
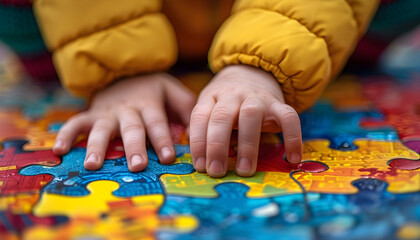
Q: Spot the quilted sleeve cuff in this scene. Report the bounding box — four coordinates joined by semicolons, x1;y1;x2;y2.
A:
34;0;177;97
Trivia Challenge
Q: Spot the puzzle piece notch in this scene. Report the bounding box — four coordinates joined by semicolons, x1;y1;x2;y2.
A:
0;139;61;195
19;144;194;197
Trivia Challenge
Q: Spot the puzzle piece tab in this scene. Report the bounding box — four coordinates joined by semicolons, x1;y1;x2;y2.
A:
19;143;194;197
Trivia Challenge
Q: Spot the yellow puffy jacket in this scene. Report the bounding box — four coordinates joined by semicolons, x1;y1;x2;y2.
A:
33;0;379;112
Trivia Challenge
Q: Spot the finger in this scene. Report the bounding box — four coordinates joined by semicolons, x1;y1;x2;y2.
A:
141;105;175;164
84;119;118;170
206;97;241;177
118;108;148;172
189;98;215;172
53;113;93;155
164;76;197;126
271;102;302;164
236;98;265;177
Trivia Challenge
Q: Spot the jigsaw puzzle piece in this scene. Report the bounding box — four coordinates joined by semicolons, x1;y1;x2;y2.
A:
19;143;194;197
0;139;60;195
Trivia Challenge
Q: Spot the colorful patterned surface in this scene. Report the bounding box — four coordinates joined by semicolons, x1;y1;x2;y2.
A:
0;48;420;239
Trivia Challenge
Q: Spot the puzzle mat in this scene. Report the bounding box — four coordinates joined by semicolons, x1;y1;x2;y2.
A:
1;50;420;240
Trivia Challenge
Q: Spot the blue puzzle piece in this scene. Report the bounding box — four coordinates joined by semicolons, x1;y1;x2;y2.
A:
19;144;194;197
299;101;398;150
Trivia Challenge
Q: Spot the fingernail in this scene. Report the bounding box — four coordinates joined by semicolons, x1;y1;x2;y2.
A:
131;154;145;167
161;147;173;160
289;153;301;164
194;157;206;171
209;160;225;176
237;158;252;173
54;140;63;149
85;153;98;163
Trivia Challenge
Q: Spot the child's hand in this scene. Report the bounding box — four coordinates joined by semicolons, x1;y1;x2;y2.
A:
190;65;302;177
53;73;196;172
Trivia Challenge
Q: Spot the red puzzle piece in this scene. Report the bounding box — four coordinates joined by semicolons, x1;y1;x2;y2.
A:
0;139;61;195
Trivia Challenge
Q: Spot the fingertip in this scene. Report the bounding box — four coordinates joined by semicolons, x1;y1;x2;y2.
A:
52;140;68;155
159;146;176;164
84;153;102;170
236;157;255;177
193;157;206;172
288;152;302;164
207;160;226;178
128;154;147;172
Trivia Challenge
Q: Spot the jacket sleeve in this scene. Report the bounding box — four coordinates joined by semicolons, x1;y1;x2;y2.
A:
33;0;178;97
208;0;379;112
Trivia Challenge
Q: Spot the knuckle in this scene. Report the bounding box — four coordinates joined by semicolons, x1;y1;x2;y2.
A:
150;135;170;146
282;111;299;122
189;139;206;147
94;120;115;131
145;119;166;133
121;123;143;135
191;111;209;124
210;108;232;124
241;103;264;117
207;137;228;147
87;140;103;150
123;141;145;151
285;135;302;143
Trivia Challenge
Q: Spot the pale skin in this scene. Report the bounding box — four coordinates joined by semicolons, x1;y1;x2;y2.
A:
53;65;303;177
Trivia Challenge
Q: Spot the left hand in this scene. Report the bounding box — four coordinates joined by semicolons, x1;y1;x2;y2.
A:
189;65;303;177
